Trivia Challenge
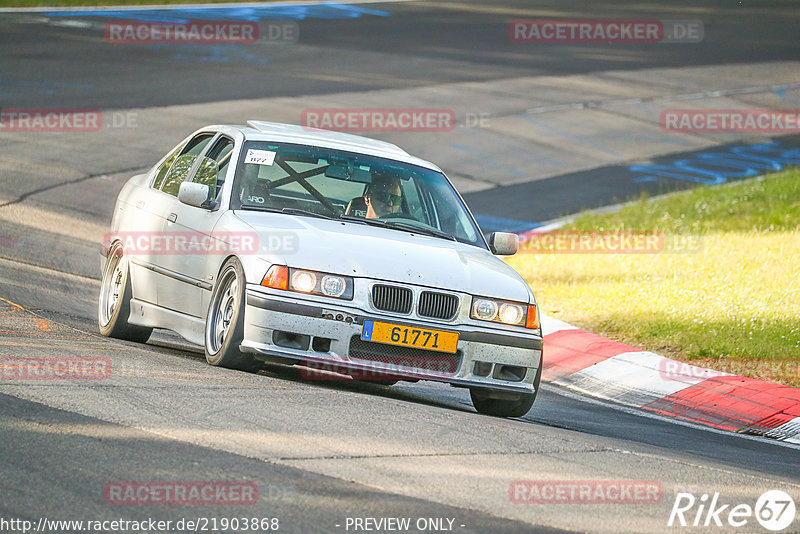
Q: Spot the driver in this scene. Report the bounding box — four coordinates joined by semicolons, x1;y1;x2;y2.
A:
364;174;403;219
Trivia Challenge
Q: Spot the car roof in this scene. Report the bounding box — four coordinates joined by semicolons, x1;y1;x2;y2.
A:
209;121;443;172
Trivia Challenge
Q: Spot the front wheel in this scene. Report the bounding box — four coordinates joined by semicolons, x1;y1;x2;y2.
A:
470;389;536;418
98;242;152;343
470;358;542;418
204;258;260;373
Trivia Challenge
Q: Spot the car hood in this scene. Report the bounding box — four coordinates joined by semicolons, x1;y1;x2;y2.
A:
233;211;532;302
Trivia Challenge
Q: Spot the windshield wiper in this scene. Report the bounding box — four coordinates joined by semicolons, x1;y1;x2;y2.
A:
339;215;456;241
339;214;373;225
238;206;337;220
384;220;456;241
280;207;337;219
238;205;282;214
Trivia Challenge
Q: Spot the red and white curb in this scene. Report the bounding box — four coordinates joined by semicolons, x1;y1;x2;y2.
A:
540;315;800;443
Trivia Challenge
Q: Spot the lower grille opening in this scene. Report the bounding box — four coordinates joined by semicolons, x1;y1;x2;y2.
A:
473;361;493;377
273;330;310;351
312;336;332;353
349;336;461;375
492;364;527;382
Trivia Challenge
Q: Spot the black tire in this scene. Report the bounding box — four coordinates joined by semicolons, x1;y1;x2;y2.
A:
470;357;542;418
204;258;261;373
470;389;536;418
98;242;152;343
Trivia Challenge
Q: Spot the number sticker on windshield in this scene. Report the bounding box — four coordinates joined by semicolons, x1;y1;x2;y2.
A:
245;149;276;166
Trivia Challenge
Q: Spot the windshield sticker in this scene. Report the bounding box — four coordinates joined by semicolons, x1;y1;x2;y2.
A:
245;149;276;166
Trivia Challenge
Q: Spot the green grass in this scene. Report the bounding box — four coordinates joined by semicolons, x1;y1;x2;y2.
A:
0;0;274;7
508;169;800;387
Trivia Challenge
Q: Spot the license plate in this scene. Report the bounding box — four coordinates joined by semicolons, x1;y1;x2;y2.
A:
361;320;459;354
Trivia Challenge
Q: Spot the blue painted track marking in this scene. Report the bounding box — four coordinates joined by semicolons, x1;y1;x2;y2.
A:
44;3;391;22
630;141;800;185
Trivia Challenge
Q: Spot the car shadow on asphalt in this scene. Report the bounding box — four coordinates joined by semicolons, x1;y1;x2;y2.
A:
144;333;479;416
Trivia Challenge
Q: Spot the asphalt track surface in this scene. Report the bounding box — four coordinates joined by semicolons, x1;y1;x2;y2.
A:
2;1;799;109
1;1;799;533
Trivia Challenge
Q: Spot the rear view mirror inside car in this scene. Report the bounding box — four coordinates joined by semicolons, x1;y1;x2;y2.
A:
324;163;372;183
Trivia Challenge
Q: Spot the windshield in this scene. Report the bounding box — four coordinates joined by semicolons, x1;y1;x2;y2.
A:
232;141;485;248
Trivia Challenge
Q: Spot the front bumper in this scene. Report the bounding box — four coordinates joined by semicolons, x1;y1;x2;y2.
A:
240;287;543;394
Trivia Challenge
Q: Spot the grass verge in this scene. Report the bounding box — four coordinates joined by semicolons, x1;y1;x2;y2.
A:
507;169;800;387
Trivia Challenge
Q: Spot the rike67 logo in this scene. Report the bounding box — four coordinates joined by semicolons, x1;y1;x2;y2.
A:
668;490;796;531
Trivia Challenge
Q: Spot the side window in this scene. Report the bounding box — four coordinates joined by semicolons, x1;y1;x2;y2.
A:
152;145;183;191
195;137;234;201
160;133;215;197
181;133;216;157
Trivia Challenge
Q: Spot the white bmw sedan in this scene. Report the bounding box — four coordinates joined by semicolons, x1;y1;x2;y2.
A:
99;121;543;417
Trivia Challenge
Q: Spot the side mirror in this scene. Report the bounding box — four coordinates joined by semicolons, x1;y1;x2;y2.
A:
178;182;213;209
488;232;519;255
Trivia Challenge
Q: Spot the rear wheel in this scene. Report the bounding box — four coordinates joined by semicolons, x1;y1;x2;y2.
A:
98;242;152;342
204;258;260;373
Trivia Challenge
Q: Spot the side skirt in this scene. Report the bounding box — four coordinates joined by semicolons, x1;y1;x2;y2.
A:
129;299;205;346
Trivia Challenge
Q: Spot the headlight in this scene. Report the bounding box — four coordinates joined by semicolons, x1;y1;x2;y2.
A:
291;270;317;293
472;299;498;321
321;275;346;297
471;297;538;329
499;302;523;324
261;266;353;300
